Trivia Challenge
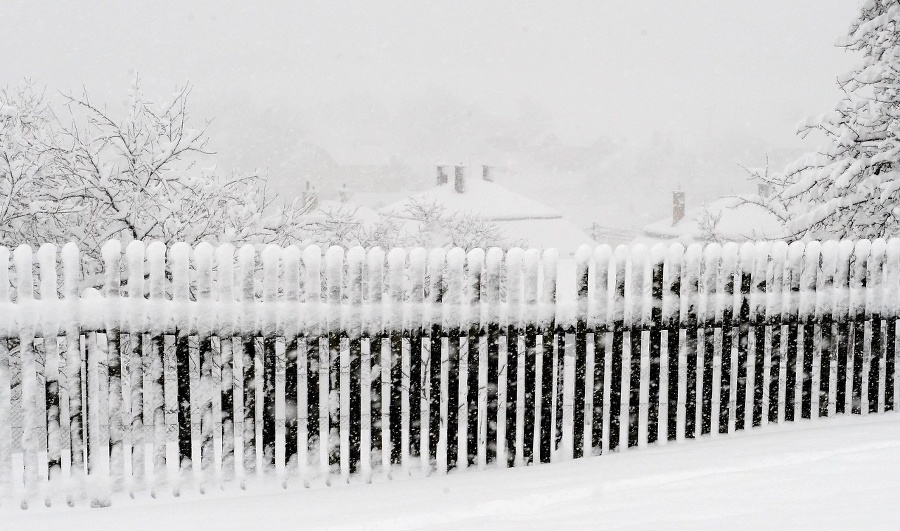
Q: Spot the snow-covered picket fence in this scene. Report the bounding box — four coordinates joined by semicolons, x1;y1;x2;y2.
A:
0;238;898;508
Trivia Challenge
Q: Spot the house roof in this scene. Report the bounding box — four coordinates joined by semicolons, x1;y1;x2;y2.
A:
642;195;785;242
379;179;561;221
379;177;595;256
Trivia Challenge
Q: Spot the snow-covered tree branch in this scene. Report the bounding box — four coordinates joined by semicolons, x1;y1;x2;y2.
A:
755;1;900;239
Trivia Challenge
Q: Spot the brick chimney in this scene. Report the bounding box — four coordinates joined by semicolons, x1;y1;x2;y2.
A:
672;190;685;225
302;181;319;210
454;165;465;193
436;165;448;186
482;165;493;182
338;182;351;203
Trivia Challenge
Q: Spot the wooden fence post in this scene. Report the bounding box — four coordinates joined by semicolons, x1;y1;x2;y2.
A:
591;245;611;454
662;243;683;442
216;244;237;483
283;245;301;481
195;242;216;489
465;248;484;467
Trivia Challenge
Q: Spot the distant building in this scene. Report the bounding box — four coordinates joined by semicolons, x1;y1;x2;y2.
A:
634;188;785;245
379;165;596;256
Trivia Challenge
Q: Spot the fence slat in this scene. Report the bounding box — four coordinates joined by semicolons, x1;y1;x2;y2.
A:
648;244;665;444
811;240;838;417
238;244;257;483
282;245;301;479
347;247;365;477
364;248;383;478
195;242;216;487
867;240;886;414
539;249;557;462
506;248;524;466
591;245;611;454
662;243;683;442
718;242;738;435
681;244;701;439
124;242;146;492
407;248;426;470
850;241;871;415
885;239;900;412
735;242;754;431
834;241;855;415
386;248;404;473
800;242;820;420
101;241;125;490
750;242;770;427
261;245;281;472
631;244;650;448
445;248;464;470
699;243;720;436
464;249;484;466
425;248;445;472
38;244;61;495
215;244;237;483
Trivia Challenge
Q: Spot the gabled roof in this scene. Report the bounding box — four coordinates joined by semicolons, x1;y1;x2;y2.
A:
379;179;561;221
642;195;785;242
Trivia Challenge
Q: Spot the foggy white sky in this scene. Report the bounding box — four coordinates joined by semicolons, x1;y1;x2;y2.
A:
1;1;865;226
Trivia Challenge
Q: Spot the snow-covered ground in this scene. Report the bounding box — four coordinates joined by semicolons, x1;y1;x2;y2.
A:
5;412;899;529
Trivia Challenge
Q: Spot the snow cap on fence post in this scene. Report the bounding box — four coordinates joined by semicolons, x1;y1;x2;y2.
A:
386;247;405;333
699;243;721;327
611;245;629;326
649;243;666;326
427;247;447;328
347;246;365;337
102;240;122;333
763;241;786;326
662;242;684;328
304;245;323;334
14;245;37;331
239;244;257;334
750;241;770;324
466;248;485;329
506;248;524;328
146;242;168;335
718;242;739;327
540;248;558;327
867;238;886;320
365;247;384;336
15;245;34;300
628;244;648;328
409;247;427;331
574;245;591;326
37;244;59;335
195;242;215;334
170;242;191;332
885;239;900;319
125;241;146;332
785;241;805;320
850;240;871;321
800;241;821;322
591;245;612;330
445;247;464;329
485;247;503;326
325;246;345;333
262;244;283;335
216;244;237;336
680;243;702;325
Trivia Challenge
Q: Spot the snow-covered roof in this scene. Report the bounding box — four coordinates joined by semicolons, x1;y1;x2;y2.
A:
641;195;785;242
380;177;595;256
379;179;561;221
